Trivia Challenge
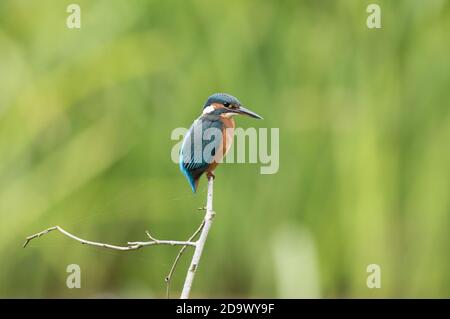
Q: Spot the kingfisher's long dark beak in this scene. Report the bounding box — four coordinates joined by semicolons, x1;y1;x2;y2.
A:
236;106;263;119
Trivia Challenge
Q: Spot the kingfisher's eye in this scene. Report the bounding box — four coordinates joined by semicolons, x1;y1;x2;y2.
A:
223;102;230;107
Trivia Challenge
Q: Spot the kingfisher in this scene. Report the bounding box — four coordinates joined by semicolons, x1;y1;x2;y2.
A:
179;93;263;192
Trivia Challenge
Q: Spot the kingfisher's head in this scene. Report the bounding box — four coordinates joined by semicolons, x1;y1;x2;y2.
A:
202;93;263;119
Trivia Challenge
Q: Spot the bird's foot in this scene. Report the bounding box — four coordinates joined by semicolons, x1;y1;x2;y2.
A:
206;171;215;180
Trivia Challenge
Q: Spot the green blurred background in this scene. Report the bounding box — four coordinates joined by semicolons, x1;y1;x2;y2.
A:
1;0;449;298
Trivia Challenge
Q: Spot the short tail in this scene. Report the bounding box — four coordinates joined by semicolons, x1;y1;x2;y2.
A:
180;162;200;193
189;178;200;193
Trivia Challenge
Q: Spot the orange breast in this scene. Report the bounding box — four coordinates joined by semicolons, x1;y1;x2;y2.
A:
208;117;235;172
221;117;235;157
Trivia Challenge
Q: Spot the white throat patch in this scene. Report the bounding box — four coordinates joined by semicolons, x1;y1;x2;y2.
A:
202;105;215;115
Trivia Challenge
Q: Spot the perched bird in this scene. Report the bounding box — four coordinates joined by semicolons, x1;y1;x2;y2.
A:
180;93;263;192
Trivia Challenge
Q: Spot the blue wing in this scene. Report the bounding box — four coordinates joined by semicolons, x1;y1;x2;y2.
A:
180;115;224;192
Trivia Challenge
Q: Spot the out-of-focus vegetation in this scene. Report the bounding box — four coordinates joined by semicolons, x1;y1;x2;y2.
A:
1;0;449;298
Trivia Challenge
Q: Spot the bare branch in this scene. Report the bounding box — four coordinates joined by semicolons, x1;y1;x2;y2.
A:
23;175;217;299
180;175;215;299
165;219;205;298
127;240;196;247
24;226;196;251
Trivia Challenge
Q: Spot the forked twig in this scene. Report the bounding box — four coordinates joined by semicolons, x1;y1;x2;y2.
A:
24;226;196;250
165;219;205;298
24;176;216;299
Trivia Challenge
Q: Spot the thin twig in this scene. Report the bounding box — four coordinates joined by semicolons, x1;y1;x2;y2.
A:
23;226;196;250
180;175;215;299
23;176;216;299
165;219;205;298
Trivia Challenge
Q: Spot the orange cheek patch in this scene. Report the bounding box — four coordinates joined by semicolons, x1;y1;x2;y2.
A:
203;103;224;115
212;103;224;109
